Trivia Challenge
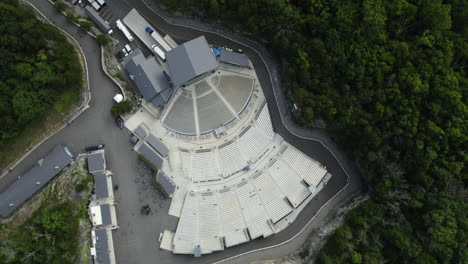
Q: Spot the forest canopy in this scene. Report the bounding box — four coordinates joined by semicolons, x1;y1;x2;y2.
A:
156;0;467;263
0;0;82;145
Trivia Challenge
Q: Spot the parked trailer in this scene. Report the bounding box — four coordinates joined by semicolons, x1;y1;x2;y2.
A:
116;19;134;42
84;6;112;34
91;1;101;11
151;45;166;61
145;27;172;52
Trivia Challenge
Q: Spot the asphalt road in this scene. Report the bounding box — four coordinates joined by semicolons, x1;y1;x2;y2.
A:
0;1;362;263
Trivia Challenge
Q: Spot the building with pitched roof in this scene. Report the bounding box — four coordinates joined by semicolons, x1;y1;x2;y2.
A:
91;229;116;264
219;49;250;68
166;36;218;88
0;145;72;218
88;150;106;174
124;49;172;108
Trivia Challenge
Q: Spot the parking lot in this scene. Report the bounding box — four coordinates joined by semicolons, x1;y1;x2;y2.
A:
85;1;152;62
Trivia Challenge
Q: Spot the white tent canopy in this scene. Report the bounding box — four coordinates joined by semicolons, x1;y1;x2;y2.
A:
113;94;124;103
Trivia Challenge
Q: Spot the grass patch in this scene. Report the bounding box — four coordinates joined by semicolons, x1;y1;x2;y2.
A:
75;172;93;193
113;72;126;82
54;89;79;113
0;98;79;171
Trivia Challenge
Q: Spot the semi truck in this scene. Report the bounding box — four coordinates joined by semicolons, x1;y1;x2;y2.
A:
84;6;113;34
116;19;134;42
145;27;172;52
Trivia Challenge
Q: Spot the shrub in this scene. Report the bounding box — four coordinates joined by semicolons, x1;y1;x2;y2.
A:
97;34;112;46
113;72;126;82
54;0;67;12
65;11;78;23
79;20;93;31
111;100;133;117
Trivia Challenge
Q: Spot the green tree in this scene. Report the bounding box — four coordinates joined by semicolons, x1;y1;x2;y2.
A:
54;0;67;12
111;100;134;117
351;251;362;264
97;34;112;46
12;90;45;124
79;20;93;31
65;11;78;23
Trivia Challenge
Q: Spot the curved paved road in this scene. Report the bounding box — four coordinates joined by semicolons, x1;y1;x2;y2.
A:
1;1;362;263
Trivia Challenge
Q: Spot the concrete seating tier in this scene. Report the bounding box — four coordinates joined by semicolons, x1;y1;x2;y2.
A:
191;150;220;183
255;103;274;138
218;188;249;247
267;159;311;208
173;192;199;254
197;91;235;134
198;192;223;253
216;75;254;114
251;172;292;224
218;141;249;177
163;93;196;135
282;145;328;186
238;125;270;162
235;181;274;239
194;81;212;97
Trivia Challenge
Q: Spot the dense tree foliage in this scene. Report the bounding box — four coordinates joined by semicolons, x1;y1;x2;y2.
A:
97;34;112;46
0;202;80;264
111;100;134;117
156;0;467;263
0;0;82;145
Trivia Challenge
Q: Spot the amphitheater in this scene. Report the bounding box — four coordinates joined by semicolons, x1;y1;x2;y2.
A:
123;36;332;256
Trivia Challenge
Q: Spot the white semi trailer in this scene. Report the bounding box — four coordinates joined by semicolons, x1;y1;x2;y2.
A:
145;27;171;52
116;19;134;42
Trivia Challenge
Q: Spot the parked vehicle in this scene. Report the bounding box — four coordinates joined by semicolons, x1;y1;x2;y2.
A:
116;19;134;42
64;147;74;158
116;117;124;129
116;50;124;60
124;44;132;53
146;26;172;52
85;145;105;153
122;48;129;57
151;44;166;61
145;27;153;34
91;1;101;11
163;71;171;81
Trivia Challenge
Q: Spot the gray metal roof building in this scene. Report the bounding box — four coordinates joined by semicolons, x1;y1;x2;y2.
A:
0;145;72;218
93;173;109;199
166;36;218;87
84;6;111;34
100;204;112;226
219;49;250;68
94;229;111;264
146;134;169;157
156;171;176;195
88;151;106;174
133;125;147;139
137;142;164;169
124;49;172;107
